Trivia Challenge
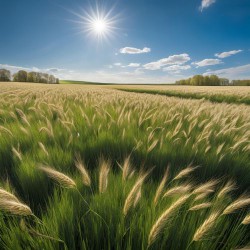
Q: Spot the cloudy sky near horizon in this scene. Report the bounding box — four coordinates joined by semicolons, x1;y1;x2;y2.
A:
0;0;250;83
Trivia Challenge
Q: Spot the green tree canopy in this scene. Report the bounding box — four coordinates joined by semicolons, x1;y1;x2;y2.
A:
13;70;28;82
176;75;229;86
0;69;11;81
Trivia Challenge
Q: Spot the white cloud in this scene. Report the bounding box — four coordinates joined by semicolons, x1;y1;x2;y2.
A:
143;54;191;71
204;64;250;80
159;54;190;65
127;63;141;67
163;65;191;72
143;62;162;70
46;68;65;73
215;50;242;58
0;64;36;73
200;0;216;11
119;47;151;54
193;59;222;67
134;68;144;74
114;63;141;68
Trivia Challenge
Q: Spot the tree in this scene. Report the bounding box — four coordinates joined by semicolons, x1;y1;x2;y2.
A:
40;73;49;83
0;69;11;81
209;75;220;86
204;76;211;85
232;80;250;86
190;75;203;85
27;72;37;82
13;70;28;82
48;75;56;84
219;78;230;86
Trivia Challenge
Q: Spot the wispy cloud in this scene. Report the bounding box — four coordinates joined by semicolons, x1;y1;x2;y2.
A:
114;63;122;66
127;63;141;67
200;0;216;11
143;62;161;71
193;59;222;67
112;62;141;68
0;64;66;74
0;64;69;78
143;54;191;70
163;64;191;72
204;64;250;79
215;50;243;58
119;47;151;54
0;64;38;73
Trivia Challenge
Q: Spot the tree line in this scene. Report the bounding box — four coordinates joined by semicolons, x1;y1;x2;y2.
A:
0;69;59;84
176;75;250;86
231;80;250;86
176;75;230;86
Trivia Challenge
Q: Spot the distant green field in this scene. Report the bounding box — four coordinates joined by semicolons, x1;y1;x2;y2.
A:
60;80;175;86
60;80;111;85
117;87;250;105
0;82;249;249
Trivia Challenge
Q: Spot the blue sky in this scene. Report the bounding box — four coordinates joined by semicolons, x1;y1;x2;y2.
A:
0;0;250;83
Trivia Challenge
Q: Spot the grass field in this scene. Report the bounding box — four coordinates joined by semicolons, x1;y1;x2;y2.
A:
0;82;250;249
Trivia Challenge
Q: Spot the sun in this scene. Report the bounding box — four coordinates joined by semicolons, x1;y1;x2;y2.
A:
85;9;116;40
71;4;120;42
92;19;108;34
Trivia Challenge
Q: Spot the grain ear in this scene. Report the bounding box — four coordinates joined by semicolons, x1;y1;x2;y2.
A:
173;165;199;181
193;211;220;242
154;165;170;205
38;165;76;188
75;156;91;187
223;196;250;215
99;158;111;193
148;194;190;247
0;199;32;216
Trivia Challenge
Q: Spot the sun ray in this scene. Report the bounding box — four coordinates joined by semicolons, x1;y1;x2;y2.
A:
70;3;121;43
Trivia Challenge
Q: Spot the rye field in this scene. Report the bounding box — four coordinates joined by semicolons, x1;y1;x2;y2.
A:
0;82;250;249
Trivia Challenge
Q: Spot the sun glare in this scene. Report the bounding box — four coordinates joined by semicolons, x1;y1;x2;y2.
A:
72;4;120;42
92;19;108;34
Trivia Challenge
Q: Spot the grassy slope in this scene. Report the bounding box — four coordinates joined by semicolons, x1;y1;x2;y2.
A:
0;82;249;249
